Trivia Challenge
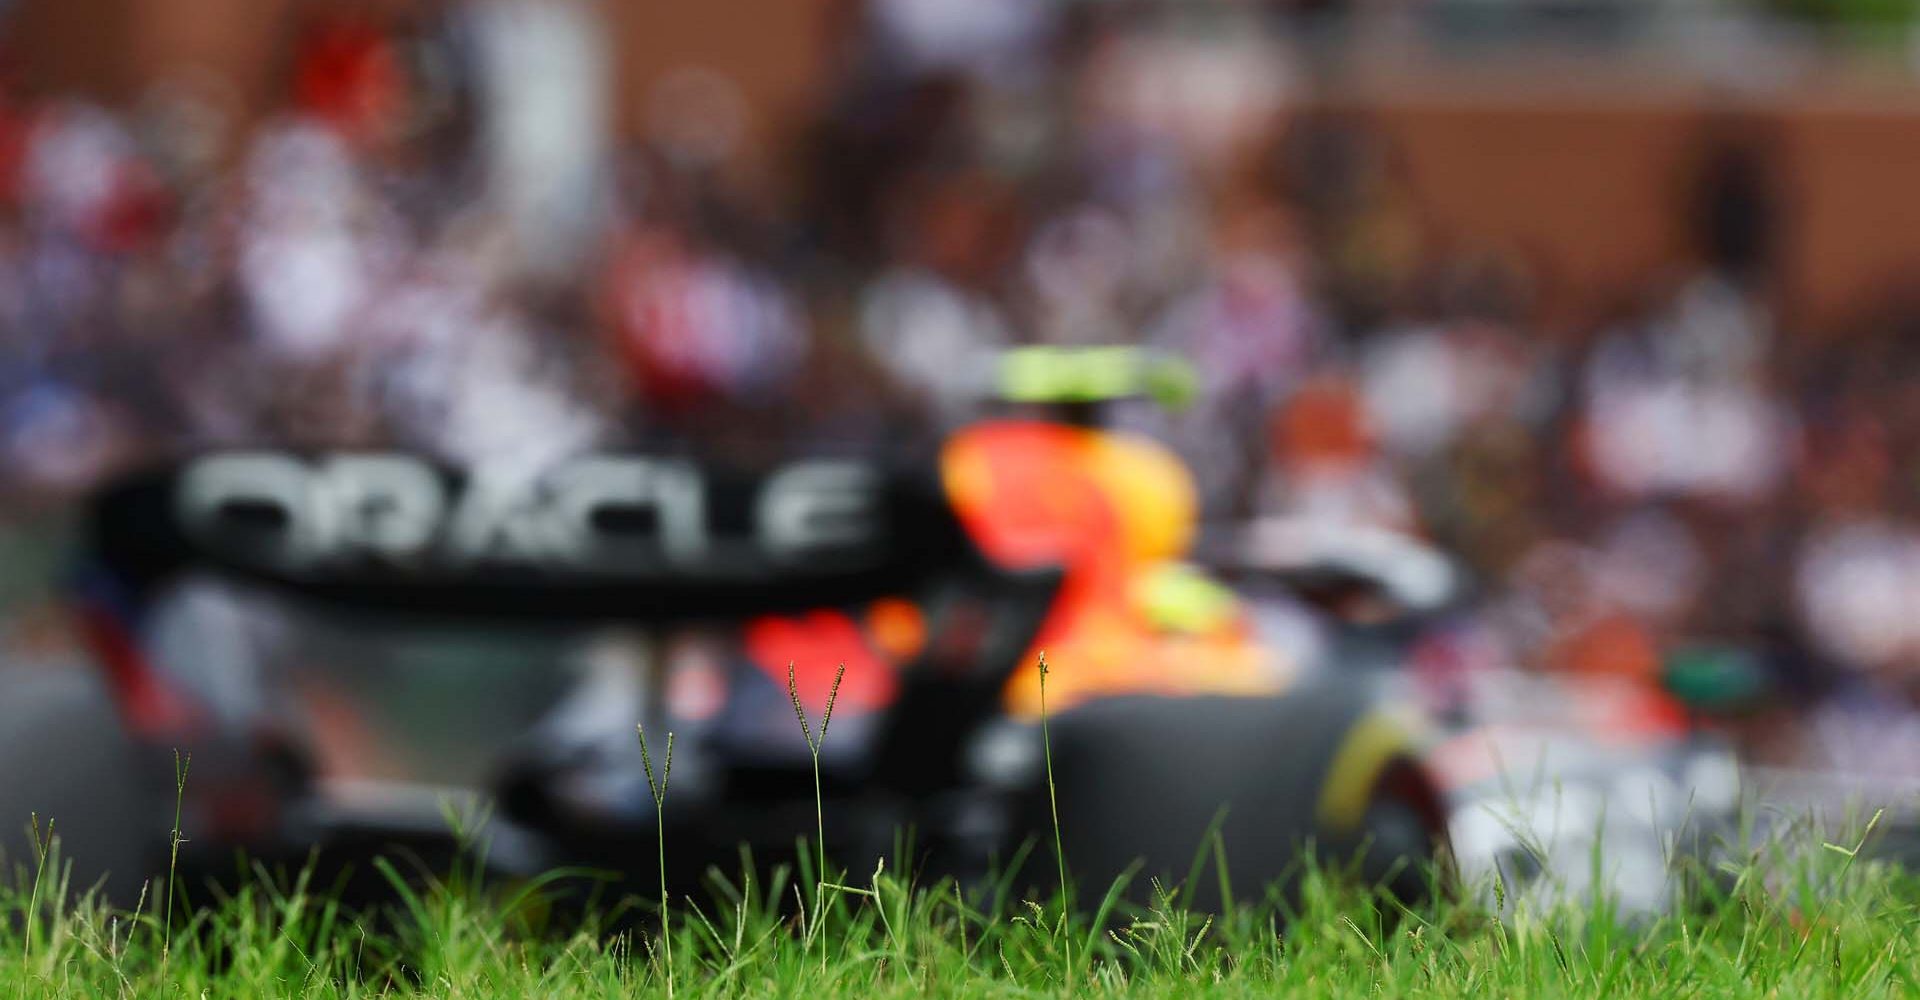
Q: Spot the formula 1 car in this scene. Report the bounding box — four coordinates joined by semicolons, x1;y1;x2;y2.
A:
0;348;1447;911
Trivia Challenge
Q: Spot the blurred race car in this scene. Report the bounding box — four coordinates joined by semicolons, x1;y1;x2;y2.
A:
0;347;1446;910
1202;516;1747;917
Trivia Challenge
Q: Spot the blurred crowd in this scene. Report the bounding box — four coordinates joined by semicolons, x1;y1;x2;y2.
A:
4;2;1920;755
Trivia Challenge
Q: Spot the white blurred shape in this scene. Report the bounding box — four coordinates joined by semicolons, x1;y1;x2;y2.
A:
872;0;1049;75
1586;379;1790;501
1795;520;1920;671
237;122;372;358
1362;326;1461;460
859;268;1010;423
1595;509;1703;623
473;0;610;278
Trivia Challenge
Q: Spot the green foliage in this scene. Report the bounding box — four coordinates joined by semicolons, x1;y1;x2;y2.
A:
1770;0;1920;29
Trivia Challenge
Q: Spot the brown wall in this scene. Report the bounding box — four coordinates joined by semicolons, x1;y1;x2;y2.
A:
9;0;838;198
10;0;136;100
12;0;291;114
1359;99;1701;327
1353;86;1920;330
11;0;1920;329
603;0;841;156
1779;97;1920;330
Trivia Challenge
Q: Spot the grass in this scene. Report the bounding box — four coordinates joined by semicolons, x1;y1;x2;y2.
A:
4;815;1920;998
787;660;846;978
635;724;675;997
1034;651;1072;988
5;656;1920;997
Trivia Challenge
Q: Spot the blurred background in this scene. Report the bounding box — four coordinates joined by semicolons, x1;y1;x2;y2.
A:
4;0;1920;780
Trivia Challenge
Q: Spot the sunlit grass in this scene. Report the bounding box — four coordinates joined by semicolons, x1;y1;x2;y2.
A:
4;656;1915;997
2;808;1918;998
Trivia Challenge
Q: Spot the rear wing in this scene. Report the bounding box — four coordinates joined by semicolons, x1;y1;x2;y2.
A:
85;451;979;621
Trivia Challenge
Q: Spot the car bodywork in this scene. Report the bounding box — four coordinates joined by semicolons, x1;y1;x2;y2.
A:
6;415;1443;906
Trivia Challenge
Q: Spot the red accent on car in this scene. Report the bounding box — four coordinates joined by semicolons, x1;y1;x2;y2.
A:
71;602;199;738
745;610;899;718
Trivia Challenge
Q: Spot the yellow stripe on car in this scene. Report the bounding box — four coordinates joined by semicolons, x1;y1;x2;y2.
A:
1316;711;1417;832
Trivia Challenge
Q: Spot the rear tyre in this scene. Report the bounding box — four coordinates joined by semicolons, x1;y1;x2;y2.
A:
1023;680;1445;912
0;669;160;905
